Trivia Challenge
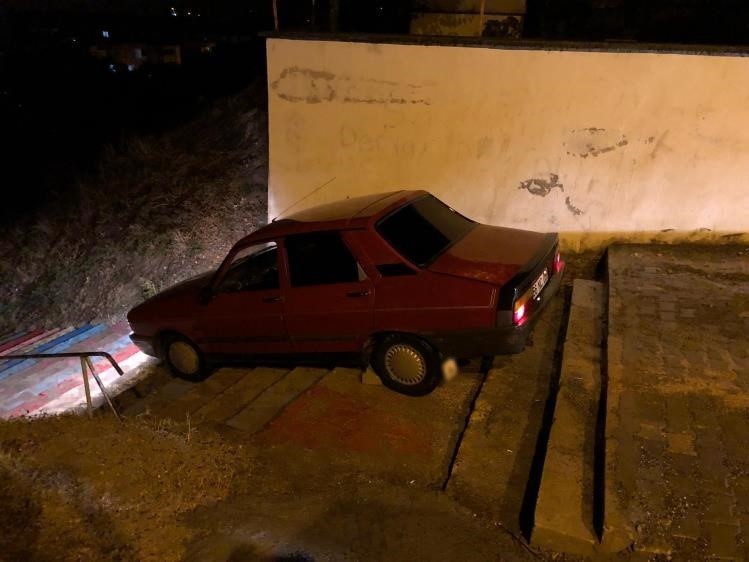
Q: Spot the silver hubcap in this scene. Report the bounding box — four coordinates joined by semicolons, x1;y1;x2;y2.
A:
168;341;199;375
384;343;426;385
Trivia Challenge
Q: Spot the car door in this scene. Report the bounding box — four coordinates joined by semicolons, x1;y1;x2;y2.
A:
282;230;374;353
197;241;291;356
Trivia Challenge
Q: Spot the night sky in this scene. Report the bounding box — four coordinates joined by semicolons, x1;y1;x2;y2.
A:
2;0;749;221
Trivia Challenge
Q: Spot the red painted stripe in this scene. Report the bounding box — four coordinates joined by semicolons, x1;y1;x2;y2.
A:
3;328;70;356
0;330;45;354
10;330;61;353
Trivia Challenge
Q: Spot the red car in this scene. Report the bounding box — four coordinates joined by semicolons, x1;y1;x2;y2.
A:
128;191;564;395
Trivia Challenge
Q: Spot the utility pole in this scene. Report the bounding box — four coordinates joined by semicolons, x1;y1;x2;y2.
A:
479;0;486;36
329;0;339;32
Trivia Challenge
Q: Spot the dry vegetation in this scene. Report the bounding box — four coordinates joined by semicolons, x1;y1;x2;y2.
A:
0;415;247;561
0;80;269;333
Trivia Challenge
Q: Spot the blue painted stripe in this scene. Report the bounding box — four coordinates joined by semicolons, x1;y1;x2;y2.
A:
0;324;106;381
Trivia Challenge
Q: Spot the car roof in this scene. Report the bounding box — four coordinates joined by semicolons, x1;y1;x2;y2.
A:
236;190;426;246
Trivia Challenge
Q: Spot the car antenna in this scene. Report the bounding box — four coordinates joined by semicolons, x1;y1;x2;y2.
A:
271;177;336;222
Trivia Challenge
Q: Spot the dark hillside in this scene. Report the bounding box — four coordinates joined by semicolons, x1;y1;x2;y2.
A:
0;81;268;332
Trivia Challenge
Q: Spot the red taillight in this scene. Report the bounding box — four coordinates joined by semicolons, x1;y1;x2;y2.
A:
513;303;526;324
554;250;562;274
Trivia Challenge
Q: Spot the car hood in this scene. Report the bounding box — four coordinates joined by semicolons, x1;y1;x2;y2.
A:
128;270;214;322
428;224;553;286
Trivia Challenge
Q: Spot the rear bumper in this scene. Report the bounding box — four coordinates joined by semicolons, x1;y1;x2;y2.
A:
129;333;158;358
423;265;564;357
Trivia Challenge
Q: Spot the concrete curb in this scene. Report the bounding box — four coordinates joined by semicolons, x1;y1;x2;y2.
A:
600;246;636;551
532;279;603;555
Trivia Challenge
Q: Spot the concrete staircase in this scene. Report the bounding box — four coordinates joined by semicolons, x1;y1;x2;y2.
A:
119;366;349;433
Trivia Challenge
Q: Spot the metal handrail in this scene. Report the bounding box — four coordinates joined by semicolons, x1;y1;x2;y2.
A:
0;351;123;420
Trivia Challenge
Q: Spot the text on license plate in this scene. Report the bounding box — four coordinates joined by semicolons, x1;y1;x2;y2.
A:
531;269;549;299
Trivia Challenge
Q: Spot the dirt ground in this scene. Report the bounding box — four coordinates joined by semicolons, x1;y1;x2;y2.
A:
0;412;541;562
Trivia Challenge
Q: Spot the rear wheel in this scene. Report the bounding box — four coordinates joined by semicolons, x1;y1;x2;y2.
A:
163;334;207;382
372;334;442;396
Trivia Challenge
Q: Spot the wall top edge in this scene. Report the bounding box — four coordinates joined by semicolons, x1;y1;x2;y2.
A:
261;31;749;58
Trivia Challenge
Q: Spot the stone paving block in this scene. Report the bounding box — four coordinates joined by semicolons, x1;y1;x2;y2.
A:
225;367;328;433
704;493;736;525
665;432;697;456
672;511;701;541
705;522;740;560
636;422;665;441
665;395;692;433
606;244;749;558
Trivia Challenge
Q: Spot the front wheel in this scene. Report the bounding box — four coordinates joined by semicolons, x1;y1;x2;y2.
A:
371;334;442;396
163;334;208;382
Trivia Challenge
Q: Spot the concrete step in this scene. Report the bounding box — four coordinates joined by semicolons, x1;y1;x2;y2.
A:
224;367;329;434
122;377;195;417
156;368;248;421
192;367;289;425
531;279;605;555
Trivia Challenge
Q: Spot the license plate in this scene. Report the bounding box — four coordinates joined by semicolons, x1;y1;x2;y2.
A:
531;269;549;299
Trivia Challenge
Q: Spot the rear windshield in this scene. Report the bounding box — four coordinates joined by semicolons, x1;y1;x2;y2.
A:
376;195;475;267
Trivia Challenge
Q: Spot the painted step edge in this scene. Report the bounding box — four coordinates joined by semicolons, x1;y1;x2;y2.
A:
0;330;45;353
0;342;143;415
0;329;66;356
0;324;106;379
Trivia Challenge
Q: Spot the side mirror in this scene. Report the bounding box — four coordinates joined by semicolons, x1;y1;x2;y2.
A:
198;285;214;305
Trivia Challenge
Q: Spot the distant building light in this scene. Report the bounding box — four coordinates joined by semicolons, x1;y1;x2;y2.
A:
108;63;116;73
170;6;177;16
127;64;135;72
102;30;109;39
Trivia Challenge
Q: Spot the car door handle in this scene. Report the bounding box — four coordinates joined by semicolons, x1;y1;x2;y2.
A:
346;290;371;298
262;295;283;303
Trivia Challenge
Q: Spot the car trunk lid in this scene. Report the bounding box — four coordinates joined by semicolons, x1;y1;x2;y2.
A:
427;224;556;286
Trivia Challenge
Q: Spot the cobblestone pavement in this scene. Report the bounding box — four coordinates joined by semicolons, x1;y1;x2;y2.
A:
607;244;749;559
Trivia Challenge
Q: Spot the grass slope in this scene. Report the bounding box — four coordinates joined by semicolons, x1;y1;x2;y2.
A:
0;81;268;333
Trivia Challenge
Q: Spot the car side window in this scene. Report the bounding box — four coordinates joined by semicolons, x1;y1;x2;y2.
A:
285;231;362;287
219;243;279;292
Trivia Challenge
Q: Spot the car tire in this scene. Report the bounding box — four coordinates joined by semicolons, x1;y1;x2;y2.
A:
162;334;208;382
371;334;442;396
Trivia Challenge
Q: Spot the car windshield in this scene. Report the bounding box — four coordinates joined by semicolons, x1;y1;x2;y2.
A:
376;195;475;267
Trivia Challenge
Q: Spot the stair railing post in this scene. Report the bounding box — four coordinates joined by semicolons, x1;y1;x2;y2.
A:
84;356;121;421
80;357;93;419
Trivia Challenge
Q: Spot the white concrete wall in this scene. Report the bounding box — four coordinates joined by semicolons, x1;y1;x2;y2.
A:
266;38;749;250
